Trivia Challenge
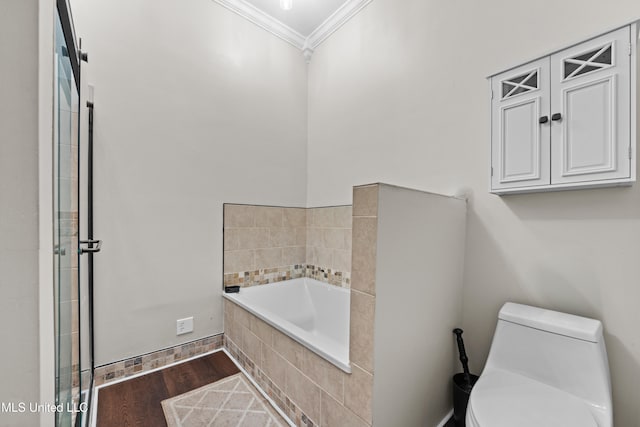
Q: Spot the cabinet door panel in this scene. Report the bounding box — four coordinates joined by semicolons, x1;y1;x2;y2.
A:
491;58;550;191
551;26;631;184
562;76;616;174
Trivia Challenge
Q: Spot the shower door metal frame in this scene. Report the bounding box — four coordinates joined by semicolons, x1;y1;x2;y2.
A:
56;0;80;89
56;1;97;425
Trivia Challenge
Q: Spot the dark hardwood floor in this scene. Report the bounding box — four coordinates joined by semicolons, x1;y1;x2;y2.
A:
96;351;239;427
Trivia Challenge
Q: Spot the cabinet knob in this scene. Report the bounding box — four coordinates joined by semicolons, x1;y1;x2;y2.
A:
551;113;562;121
539;116;549;124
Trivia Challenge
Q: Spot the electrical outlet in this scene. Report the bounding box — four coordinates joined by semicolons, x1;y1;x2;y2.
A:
176;317;194;335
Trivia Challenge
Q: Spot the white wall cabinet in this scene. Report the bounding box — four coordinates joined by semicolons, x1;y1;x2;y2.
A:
490;24;637;194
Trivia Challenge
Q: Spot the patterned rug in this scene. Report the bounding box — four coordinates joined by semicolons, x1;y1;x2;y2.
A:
161;373;287;427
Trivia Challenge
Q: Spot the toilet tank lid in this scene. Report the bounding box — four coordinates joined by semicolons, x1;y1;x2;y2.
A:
499;303;603;343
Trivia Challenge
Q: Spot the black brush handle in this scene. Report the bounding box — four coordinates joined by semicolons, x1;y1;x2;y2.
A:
453;328;472;386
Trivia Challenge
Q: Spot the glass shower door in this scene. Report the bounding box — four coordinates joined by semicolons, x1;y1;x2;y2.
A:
54;12;81;427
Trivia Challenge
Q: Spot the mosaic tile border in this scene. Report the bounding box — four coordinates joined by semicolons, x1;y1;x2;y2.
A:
224;264;306;287
94;334;223;386
305;264;350;287
224;335;316;427
224;264;350;288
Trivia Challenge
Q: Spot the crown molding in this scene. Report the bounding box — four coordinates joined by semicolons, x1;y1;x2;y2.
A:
213;0;306;49
213;0;372;63
305;0;372;51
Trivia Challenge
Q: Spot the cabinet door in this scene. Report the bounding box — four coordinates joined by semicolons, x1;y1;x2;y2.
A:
550;26;631;184
491;58;551;191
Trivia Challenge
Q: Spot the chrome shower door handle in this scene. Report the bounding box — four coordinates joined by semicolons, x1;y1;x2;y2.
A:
79;239;102;254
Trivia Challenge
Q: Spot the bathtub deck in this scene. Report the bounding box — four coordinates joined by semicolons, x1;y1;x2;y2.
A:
96;351;239;427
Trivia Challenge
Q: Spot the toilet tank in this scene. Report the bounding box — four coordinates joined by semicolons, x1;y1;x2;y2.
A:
484;303;612;409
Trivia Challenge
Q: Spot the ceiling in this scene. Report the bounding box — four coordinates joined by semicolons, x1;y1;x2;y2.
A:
243;0;349;37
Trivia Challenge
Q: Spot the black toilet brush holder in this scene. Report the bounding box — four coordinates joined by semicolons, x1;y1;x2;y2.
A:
452;328;478;427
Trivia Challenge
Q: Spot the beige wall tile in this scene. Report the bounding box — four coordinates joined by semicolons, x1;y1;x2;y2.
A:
225;205;255;227
72;332;79;357
270;227;297;247
323;228;346;250
351;217;377;295
224;300;234;330
225;315;242;347
283;246;306;265
242;327;262;367
237;228;271;249
312;208;335;228
255;248;283;269
70;268;78;300
307;227;322;248
273;330;304;369
343;228;352;252
224;228;239;251
320;391;369;427
308;208;318;227
72;302;79;333
286;364;321;422
223;299;234;320
333;249;352;273
225;204;353;284
295;227;307;246
262;343;287;391
306;208;312;226
283;208;307;227
345;364;373;424
225;302;242;346
303;349;345;403
224;250;254;273
233;303;251;328
249;315;273;345
316;247;333;268
333;206;353;228
350;290;375;373
353;185;378;217
255;206;283;227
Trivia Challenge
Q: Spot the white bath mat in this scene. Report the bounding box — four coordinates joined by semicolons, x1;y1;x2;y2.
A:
161;373;286;427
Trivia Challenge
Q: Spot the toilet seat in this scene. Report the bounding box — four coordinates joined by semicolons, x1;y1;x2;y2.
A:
466;369;598;427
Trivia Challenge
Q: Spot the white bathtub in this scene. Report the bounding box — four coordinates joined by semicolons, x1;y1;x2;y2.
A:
223;277;351;373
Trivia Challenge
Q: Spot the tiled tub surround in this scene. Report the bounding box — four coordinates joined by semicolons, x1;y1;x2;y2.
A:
224;299;371;427
223;204;352;288
224;205;307;287
222;187;464;425
224;278;350;372
93;334;223;386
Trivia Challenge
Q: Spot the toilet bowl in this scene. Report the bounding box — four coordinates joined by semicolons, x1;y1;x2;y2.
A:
466;303;613;427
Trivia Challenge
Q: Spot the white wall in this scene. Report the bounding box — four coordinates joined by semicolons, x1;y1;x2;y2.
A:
374;184;466;426
0;0;54;426
307;0;640;424
69;0;308;366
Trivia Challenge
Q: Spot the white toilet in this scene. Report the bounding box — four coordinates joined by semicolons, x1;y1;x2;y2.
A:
466;303;613;427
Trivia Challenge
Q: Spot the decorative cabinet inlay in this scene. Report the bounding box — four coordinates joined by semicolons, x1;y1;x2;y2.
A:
489;24;637;194
501;69;539;99
563;43;613;80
